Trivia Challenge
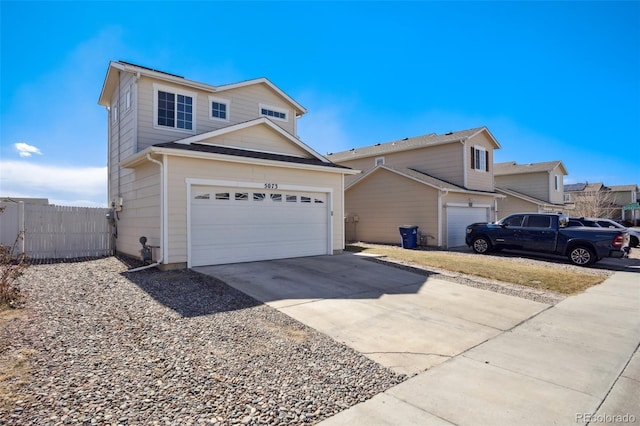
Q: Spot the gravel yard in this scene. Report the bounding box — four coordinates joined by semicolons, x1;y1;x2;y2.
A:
0;257;405;425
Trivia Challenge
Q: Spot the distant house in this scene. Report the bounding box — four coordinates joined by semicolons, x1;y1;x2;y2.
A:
493;161;567;218
327;127;502;248
564;182;618;219
610;185;639;225
98;61;356;268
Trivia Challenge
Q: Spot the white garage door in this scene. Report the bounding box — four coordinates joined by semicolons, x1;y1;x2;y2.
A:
190;185;330;266
447;206;490;248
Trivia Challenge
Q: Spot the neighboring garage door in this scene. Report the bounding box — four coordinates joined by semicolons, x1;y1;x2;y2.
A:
447;206;490;248
190;185;330;266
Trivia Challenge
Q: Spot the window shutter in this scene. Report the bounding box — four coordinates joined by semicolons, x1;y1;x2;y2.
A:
485;150;489;172
470;147;475;169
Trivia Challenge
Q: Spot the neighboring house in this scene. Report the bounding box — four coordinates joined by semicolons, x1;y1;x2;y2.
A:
493;161;567;218
564;182;618;219
326;127;502;248
98;61;356;269
609;184;639;225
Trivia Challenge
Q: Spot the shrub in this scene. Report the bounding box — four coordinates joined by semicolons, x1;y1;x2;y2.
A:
0;208;28;309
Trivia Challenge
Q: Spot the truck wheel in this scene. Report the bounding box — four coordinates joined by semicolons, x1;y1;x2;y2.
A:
471;236;491;254
568;246;595;266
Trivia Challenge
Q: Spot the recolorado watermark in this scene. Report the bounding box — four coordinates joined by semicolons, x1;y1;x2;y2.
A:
576;413;637;423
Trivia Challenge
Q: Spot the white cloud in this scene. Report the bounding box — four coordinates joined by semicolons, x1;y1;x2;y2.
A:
14;142;42;157
0;160;107;207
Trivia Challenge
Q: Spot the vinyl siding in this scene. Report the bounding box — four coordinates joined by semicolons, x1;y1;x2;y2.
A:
549;171;564;204
135;76;298;153
345;169;439;246
496;196;540;219
114;162;161;259
165;156;344;264
194;124;310;157
465;132;495;192
495;171;550;202
338;143;465;187
108;72;137;206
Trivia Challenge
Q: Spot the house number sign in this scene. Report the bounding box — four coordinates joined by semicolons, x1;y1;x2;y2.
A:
264;183;278;189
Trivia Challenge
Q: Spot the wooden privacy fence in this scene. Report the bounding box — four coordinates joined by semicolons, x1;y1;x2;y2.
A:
0;202;111;259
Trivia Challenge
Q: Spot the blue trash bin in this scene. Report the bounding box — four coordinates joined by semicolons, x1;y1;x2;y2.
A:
399;225;419;249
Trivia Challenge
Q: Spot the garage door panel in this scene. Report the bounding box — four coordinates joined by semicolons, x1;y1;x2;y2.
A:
447;207;489;248
190;185;329;266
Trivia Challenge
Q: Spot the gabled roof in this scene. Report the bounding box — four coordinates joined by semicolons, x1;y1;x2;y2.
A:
98;61;307;115
347;165;502;197
172;117;327;163
327;127;500;163
495;187;565;207
609;184;639;192
494;160;568;176
564;182;609;192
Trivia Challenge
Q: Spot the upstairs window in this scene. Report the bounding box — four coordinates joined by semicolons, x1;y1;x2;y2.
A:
209;96;229;122
259;103;288;121
554;175;560;191
154;84;196;132
471;146;489;172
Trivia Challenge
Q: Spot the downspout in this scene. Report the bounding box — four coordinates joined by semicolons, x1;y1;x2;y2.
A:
129;153;165;271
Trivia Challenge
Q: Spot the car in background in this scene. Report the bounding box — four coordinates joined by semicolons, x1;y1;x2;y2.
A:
568;217;602;228
589;218;640;248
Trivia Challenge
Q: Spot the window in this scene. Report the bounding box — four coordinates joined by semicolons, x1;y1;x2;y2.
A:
253;193;266;201
215;192;230;200
125;88;131;111
527;216;551;228
564;194;571;202
259;103;288;121
375;157;385;166
270;194;282;202
209;96;229;122
235;192;248;201
501;215;525;227
286;195;297;203
301;196;311;203
470;146;489;172
154;84;196;132
195;193;210;200
112;102;118;123
554;175;560;191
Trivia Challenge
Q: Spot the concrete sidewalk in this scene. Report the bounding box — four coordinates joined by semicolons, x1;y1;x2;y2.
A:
320;271;640;426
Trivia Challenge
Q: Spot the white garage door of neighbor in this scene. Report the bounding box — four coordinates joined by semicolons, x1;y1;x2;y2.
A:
190;185;330;266
447;206;490;248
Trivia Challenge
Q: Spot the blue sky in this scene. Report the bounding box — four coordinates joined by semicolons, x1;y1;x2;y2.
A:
1;1;638;207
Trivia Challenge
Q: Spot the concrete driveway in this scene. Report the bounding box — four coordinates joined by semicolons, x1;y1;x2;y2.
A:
194;252;549;376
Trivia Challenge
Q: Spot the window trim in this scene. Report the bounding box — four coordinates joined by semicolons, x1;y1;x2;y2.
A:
471;146;489;172
208;96;230;122
153;83;197;134
375;156;385;166
259;103;288;122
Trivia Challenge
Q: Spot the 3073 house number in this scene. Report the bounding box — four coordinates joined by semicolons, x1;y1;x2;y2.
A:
264;183;278;189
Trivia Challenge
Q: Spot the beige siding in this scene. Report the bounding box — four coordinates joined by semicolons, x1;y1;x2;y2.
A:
115;162;161;259
196;124;310;157
496;196;539;219
338;143;465;187
135;76;297;152
465;133;495;192
495;171;550;202
165;156;344;264
345;169;439;246
549;171;564;204
109;72;137;206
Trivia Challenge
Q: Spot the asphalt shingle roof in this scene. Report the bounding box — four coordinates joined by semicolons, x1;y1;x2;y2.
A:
327;127;488;162
494;160;565;176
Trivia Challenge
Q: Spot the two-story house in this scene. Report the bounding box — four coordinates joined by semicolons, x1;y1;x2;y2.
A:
326;127;502;248
493;160;568;218
98;61;356;269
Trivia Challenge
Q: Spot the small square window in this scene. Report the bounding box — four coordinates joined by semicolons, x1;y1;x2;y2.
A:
301;196;311;203
235;192;248;201
215;192;230;200
286;195;297;203
195;193;210;200
270;194;282;202
253;193;265;201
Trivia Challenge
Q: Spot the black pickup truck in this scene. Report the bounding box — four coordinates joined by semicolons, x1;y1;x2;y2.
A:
465;213;630;266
